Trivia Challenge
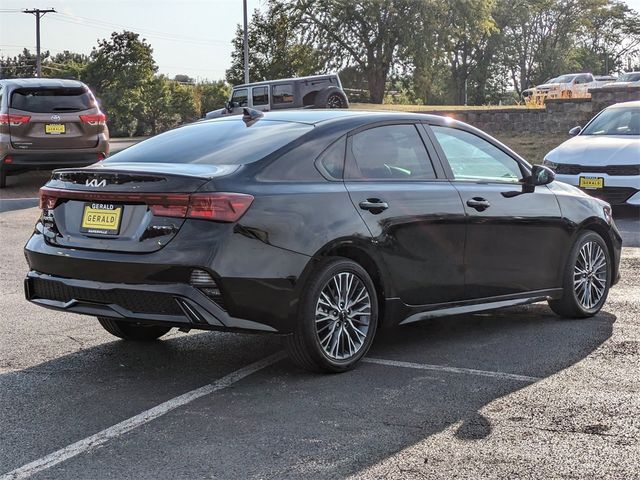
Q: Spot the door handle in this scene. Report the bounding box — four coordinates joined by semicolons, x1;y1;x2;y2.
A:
466;197;491;211
359;199;389;213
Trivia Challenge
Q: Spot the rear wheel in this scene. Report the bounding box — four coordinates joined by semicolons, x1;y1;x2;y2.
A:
285;258;378;373
97;317;171;341
548;231;611;318
0;167;6;189
314;87;349;109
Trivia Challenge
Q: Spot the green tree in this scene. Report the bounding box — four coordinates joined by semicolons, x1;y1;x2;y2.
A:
42;51;90;79
226;0;324;85
84;31;157;136
0;49;49;78
195;80;230;117
297;0;424;103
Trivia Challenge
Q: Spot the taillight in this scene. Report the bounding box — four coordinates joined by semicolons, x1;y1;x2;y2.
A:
39;188;59;210
186;193;254;222
38;188;253;223
79;113;107;125
97;153;106;161
0;114;31;126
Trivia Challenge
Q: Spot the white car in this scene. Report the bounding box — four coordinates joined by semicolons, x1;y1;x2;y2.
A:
605;71;640;87
534;73;599;98
543;101;640;206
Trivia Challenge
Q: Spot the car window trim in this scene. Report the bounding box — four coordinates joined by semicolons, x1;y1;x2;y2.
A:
344;120;445;182
423;123;531;185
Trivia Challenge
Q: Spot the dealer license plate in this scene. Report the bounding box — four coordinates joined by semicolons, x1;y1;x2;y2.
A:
80;203;123;235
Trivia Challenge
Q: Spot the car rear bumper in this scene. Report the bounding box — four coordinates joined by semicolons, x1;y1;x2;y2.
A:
24;223;313;333
555;173;640;205
25;270;280;333
2;151;106;171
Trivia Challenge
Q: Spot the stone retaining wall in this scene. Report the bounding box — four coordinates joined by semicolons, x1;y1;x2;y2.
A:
411;85;640;134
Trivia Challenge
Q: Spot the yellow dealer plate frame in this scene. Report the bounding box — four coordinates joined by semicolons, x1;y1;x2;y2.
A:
80;203;123;235
579;176;604;189
45;124;66;135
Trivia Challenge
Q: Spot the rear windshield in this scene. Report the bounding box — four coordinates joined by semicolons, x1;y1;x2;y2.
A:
104;119;313;165
10;87;94;113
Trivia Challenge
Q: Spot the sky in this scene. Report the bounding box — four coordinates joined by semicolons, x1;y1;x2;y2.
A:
1;0;640;82
0;0;265;81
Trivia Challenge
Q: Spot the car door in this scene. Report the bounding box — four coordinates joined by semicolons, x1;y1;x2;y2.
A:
250;86;269;111
344;122;466;305
229;88;249;114
427;124;568;300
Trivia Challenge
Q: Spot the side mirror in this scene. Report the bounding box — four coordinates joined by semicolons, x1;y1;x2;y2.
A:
569;126;582;136
225;101;235;112
528;164;555;186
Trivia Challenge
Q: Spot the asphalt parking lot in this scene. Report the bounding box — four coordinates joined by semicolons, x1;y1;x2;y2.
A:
0;202;639;479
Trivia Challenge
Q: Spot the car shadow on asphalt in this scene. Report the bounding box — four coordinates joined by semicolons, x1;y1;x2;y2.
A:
0;304;616;478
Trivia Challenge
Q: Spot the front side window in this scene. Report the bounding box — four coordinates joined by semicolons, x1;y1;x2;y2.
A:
272;84;294;104
252;86;268;106
347;124;436;181
582;107;640;136
431;126;523;183
231;89;248;107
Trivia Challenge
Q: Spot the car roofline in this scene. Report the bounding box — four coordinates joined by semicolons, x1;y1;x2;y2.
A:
232;74;341;89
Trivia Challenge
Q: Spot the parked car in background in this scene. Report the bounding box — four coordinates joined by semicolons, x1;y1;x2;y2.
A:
205;74;348;119
605;72;640;87
533;73;599;98
25;109;621;373
0;78;109;188
544;101;640;206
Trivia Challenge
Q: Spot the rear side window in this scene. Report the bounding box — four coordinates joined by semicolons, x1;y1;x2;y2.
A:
272;84;294;104
10;87;94;113
104;119;313;166
316;136;346;179
346;124;436;181
252;86;268;106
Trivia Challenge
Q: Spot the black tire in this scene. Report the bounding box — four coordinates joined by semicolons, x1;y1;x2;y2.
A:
285;257;378;373
0;167;6;189
314;87;349;109
97;317;171;341
548;231;611;318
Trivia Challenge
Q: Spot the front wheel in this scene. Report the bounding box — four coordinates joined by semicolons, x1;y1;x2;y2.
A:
98;317;171;341
548;231;611;318
285;258;378;373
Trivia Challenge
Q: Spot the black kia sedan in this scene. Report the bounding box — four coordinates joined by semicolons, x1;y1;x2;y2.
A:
24;110;622;372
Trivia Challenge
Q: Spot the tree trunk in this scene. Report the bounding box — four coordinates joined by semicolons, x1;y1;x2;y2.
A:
367;69;387;104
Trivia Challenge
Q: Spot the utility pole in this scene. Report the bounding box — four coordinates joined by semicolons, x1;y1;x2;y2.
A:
23;8;56;77
243;0;249;84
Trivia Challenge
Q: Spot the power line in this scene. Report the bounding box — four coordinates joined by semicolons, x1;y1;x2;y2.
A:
51;12;229;46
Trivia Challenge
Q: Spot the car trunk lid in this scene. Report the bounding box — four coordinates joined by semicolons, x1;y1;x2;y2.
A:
39;164;249;253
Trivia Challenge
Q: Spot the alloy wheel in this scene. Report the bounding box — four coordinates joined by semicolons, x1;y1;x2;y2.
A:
573;241;608;310
326;94;345;108
315;272;371;360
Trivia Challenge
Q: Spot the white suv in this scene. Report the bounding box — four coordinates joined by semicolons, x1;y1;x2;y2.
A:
543;101;640;206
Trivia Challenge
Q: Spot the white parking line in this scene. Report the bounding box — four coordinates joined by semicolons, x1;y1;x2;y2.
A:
363;357;539;382
0;352;285;480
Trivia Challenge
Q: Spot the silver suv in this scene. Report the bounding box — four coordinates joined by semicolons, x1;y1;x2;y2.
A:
0;78;109;188
206;74;349;119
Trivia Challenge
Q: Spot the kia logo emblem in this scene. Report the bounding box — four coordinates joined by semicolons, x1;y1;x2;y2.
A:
86;178;107;187
50;114;61;121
